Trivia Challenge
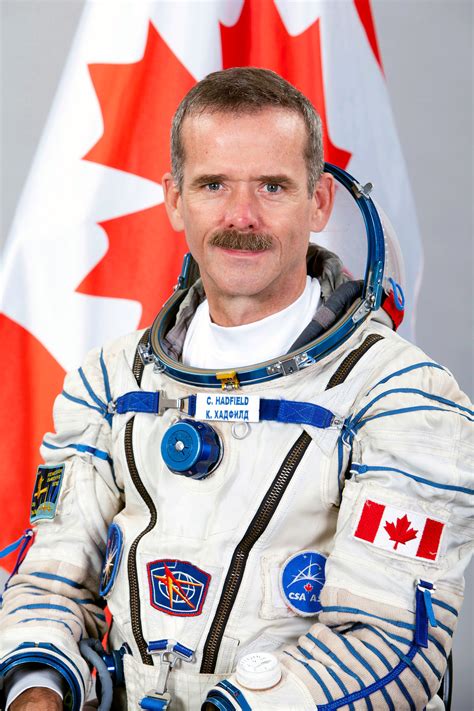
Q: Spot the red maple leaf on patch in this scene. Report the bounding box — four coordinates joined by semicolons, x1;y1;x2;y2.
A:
384;515;418;550
304;583;313;592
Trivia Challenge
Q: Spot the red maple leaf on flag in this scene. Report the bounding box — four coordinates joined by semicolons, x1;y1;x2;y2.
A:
353;0;384;71
220;0;351;169
79;22;194;327
384;514;418;550
78;1;356;327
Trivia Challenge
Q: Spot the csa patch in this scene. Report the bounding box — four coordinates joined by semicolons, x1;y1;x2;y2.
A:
99;523;123;597
30;464;65;522
353;499;445;562
280;551;326;616
147;559;211;617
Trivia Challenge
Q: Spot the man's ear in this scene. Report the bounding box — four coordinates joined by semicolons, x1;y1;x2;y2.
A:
162;173;185;231
310;172;335;233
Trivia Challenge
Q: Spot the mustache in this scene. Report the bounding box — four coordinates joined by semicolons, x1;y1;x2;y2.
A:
209;229;274;252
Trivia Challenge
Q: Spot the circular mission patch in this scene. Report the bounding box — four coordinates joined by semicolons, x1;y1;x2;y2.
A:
280;550;327;616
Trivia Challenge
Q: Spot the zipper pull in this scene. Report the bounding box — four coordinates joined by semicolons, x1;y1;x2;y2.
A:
415;579;437;648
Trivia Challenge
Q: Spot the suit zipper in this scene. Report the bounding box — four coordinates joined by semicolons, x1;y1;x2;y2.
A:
124;329;383;667
125;330;155;665
325;333;383;389
200;430;311;674
200;333;384;673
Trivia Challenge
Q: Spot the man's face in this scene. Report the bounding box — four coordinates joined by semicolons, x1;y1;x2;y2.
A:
163;107;334;321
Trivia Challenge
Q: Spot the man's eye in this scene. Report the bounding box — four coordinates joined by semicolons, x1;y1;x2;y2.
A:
206;182;222;191
264;183;282;194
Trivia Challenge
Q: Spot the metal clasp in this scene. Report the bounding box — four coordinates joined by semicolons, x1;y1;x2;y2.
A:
331;415;345;429
158;391;188;416
216;370;240;390
137;342;155;365
155;651;177;696
142;641;194;709
137;342;165;374
266;352;314;377
352;294;376;323
267;359;298;376
352;181;373;199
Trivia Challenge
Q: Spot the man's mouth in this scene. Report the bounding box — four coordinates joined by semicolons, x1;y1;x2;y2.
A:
209;229;273;252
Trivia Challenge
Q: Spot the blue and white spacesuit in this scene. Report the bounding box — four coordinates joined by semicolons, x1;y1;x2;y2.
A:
0;166;472;711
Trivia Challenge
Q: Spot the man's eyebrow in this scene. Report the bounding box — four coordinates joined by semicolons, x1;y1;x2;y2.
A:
256;174;297;187
188;173;298;189
189;174;227;188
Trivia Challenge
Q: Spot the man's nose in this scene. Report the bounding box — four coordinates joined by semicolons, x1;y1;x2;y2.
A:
224;184;260;231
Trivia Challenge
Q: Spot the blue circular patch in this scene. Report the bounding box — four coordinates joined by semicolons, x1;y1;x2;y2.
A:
280;551;326;616
99;522;123;597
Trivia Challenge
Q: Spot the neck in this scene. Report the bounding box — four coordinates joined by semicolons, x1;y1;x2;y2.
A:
203;276;308;327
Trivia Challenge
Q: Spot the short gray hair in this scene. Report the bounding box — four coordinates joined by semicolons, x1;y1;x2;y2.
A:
170;67;324;196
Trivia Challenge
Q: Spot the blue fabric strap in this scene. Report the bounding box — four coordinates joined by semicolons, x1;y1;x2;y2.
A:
139;698;168;710
173;642;193;659
423;590;437;628
147;639;194;660
415;581;436;648
259;398;334;428
116;391;159;415
0;529;35;603
0;531;32;559
148;639;168;652
115;391;335;429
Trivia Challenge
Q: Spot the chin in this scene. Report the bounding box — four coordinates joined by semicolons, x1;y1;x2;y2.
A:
215;269;267;291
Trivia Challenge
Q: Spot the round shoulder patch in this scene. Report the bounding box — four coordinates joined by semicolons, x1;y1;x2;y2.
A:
280;550;326;616
99;522;123;597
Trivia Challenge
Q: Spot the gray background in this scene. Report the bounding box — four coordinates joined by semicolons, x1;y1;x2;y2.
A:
1;1;472;708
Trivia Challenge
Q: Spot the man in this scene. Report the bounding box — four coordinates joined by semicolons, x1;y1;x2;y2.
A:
1;68;472;711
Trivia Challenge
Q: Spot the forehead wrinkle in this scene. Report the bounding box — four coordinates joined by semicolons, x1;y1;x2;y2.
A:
181;109;309;186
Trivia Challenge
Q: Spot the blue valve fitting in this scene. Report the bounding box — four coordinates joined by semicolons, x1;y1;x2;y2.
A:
101;643;130;687
161;419;222;479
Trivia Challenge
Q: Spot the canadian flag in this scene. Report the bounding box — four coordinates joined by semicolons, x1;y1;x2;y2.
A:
354;499;445;561
0;0;422;572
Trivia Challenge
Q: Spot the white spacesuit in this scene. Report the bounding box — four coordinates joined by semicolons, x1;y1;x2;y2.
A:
0;166;472;711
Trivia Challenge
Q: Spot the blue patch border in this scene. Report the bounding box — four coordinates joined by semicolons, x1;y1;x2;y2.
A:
30;464;65;523
147;559;211;617
99;522;123;597
280;550;327;617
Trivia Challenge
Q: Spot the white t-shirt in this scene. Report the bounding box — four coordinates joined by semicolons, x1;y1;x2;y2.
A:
183;276;321;369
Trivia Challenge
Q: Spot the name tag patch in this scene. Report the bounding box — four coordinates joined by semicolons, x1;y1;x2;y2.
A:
353;499;445;561
30;464;65;522
147;559;211;617
194;393;260;423
280;551;327;616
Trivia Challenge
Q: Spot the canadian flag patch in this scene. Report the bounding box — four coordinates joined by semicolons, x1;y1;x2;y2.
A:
353;499;445;561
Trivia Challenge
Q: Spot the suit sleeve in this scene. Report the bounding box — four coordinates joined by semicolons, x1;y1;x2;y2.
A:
0;344;124;709
278;357;473;709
